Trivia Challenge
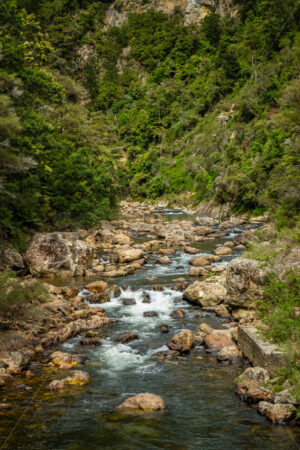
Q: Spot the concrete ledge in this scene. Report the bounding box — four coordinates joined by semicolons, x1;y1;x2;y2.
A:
238;325;288;375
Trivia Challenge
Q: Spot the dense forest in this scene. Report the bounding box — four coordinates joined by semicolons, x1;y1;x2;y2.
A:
0;0;299;249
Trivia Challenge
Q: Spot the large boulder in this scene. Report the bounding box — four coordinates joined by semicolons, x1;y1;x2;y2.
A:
235;367;273;404
183;280;226;307
117;393;167;411
257;402;296;424
115;248;144;263
213;246;233;256
0;350;32;374
25;232;94;277
233;230;259;246
224;258;265;308
64;370;91;386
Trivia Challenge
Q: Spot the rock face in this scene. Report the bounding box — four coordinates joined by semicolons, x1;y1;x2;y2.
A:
25;232;94;277
225;258;265;308
117;393;167;411
104;0;237;31
183;280;226;306
257;402;296;424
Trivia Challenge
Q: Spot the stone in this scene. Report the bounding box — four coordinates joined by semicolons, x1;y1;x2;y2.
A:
189;267;209;277
257;402;296;424
217;345;241;363
213;246;233;256
183;280;226;307
117;393;167;411
0;242;24;272
122;298;136;306
157;248;176;256
158;324;169;333
232;308;256;322
80;338;102;346
184;246;199;255
236;367;273;404
215;304;231;318
170;309;185;318
115;332;139;344
194;331;206;345
143;311;158;318
25;232;94;277
225;258;265;308
158;256;171;264
49;351;85;369
0;351;32;374
166;342;190;355
171;329;195;349
197;323;213;335
274;389;298;406
84;281;109;293
116;248;144;263
64;370;91;386
190;254;220;267
204;330;234;351
48;380;65;390
142;294;151;303
87;292;109;303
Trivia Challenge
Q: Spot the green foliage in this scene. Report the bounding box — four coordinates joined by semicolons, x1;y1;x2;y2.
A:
0;271;49;318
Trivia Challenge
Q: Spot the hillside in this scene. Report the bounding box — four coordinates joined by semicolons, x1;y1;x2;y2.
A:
0;0;299;248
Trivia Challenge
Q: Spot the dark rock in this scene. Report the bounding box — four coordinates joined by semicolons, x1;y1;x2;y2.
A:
170;309;185;319
122;298;136;306
167;342;190;355
143;311;159;318
80;338;102;346
157;324;169;333
115;332;139;344
142;294;151;303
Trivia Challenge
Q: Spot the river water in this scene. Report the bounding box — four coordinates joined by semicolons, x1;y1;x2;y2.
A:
1;210;299;449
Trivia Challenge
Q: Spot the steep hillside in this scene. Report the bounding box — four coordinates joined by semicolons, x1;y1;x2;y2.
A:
0;0;299;249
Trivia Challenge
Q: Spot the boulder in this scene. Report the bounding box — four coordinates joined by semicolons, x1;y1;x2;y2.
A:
274;389;298;405
170;310;185;318
25;232;94;277
166;342;190;355
225;258;265;308
117;393;167;411
0;242;24;272
143;311;158;318
84;281;108;293
116;248;144;263
157;249;176;256
122;298;136;306
184;246;199;255
64;370;90;386
194;331;206;345
48;380;65;390
115;332;139;344
49;351;85;369
197;323;213;335
204;330;234;351
190;254;220;267
215;304;231;318
183;280;226;307
233;230;258;246
80;338;102;346
0;351;32;374
213;246;233;256
171;329;195;349
235;367;273;404
217;345;241;363
257;402;296;424
232;308;256;322
189;267;208;277
158;324;169;333
157;256;171;264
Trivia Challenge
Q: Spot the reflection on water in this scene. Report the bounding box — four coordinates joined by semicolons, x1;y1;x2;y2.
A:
1;212;299;450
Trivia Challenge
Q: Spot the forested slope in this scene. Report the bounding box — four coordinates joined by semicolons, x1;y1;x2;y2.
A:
0;0;299;248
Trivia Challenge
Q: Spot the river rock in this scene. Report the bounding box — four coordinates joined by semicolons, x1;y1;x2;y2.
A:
204;330;234;351
190;254;220;267
143;311;158;318
25;232;94;277
235;367;273;403
257;402;296;424
232;308;256;322
117;393;167;411
189;267;209;277
167;342;190;354
217;345;241;363
170;309;185;318
183;280;226;306
158;324;169;333
142;294;151;303
171;329;195;349
213;246;233;256
0;242;24;272
194;331;206;345
157;248;176;256
50;351;85;369
80;338;102;346
116;248;144;263
115;332;139;344
0;350;32;374
224;258;265;309
233;230;259;246
197;323;213;335
64;370;91;386
184;246;199;255
84;281;108;293
122;298;136;306
214;304;231;318
158;256;171;264
48;380;65;390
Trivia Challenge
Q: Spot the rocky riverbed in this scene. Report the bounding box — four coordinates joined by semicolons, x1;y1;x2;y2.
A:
0;202;299;449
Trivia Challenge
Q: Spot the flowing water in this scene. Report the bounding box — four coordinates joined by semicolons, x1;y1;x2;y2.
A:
1;210;299;449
